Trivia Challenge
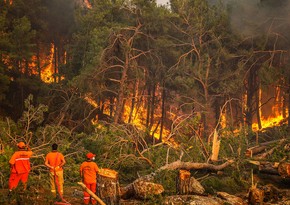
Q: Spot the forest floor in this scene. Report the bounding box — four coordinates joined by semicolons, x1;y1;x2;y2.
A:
1;173;290;204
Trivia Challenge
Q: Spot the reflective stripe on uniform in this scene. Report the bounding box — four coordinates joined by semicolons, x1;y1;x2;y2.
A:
15;158;30;161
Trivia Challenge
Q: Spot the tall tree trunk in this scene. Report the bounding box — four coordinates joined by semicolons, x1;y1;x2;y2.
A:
159;85;166;142
36;45;41;79
113;53;128;123
245;67;257;131
109;96;114;118
25;59;29;77
146;85;151;128
288;76;290;132
256;85;262;130
149;84;156;129
53;43;57;83
128;80;138;123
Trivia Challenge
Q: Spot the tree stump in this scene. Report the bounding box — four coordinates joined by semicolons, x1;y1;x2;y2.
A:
176;169;191;194
97;168;120;205
176;170;204;195
248;185;265;205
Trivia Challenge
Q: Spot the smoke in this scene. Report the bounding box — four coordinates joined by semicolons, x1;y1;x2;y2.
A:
223;0;290;38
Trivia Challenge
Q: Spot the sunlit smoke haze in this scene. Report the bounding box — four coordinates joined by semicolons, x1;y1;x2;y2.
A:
222;0;290;38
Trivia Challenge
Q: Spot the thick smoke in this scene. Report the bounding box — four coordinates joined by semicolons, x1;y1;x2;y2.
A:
223;0;290;38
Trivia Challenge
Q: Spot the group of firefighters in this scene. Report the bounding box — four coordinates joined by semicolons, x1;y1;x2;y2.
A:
8;141;99;205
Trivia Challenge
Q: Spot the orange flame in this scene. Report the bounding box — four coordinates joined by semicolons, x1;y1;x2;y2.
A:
83;94;170;140
40;44;55;83
4;0;13;5
252;107;288;131
83;0;92;9
252;86;288;131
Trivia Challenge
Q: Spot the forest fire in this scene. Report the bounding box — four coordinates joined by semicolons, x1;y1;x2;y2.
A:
252;110;288;131
40;44;55;83
4;0;12;5
84;95;170;140
83;0;92;9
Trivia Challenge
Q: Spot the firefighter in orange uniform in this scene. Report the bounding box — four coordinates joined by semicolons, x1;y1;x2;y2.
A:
80;152;99;205
8;141;33;192
44;143;66;197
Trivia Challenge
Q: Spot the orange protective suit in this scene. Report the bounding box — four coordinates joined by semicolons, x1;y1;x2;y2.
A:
9;150;33;190
45;151;65;195
80;161;99;205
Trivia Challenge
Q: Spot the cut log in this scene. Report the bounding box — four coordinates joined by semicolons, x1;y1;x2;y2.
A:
77;182;106;205
158;159;234;172
97;168;120;205
176;170;205;195
217;192;246;205
247;160;280;175
245;139;286;158
245;145;267;157
277;162;290;178
164;195;224;205
120;179;164;200
262;184;284;202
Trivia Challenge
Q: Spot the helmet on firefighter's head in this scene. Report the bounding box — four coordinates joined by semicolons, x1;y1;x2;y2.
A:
86;152;95;159
17;142;26;149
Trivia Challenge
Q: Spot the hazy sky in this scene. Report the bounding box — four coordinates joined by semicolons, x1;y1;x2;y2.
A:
156;0;169;5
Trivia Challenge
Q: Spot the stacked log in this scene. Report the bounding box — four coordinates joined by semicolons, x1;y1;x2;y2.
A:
97;168;120;205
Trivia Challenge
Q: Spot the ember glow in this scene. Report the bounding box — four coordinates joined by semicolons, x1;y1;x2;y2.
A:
83;0;92;9
4;0;12;5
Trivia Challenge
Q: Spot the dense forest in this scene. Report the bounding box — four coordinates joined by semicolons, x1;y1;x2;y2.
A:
0;0;290;204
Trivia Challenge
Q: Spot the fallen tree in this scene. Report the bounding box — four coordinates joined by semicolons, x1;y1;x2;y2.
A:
120;159;235;199
157;159;235;172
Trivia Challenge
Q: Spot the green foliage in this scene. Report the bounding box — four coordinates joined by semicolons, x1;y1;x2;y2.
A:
155;170;178;195
19;94;48;130
201;175;246;195
9;16;36;61
0;0;289;203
